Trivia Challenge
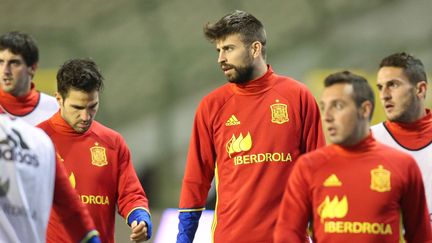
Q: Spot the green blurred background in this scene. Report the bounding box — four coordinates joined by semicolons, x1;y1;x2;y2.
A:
1;0;431;241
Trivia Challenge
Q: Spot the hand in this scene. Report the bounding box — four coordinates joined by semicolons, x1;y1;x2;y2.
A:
130;220;149;242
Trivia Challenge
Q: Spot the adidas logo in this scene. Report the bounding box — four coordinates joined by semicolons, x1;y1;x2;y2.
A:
225;115;241;126
323;174;342;187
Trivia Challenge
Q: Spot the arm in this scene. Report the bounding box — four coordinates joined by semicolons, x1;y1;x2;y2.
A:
177;101;216;243
116;137;152;241
274;157;312;243
52;157;101;242
300;88;326;153
401;159;432;242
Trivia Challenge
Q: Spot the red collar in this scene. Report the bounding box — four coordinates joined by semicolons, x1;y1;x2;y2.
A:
384;109;432;149
0;83;40;116
229;65;276;95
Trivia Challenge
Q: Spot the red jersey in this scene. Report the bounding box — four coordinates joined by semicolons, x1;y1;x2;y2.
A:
53;157;98;242
38;112;150;243
179;66;325;242
274;134;432;243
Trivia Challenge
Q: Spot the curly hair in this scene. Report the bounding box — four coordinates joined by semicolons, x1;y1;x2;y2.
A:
57;58;104;98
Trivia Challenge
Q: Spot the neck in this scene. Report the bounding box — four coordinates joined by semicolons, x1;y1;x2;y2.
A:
340;122;370;147
251;59;267;80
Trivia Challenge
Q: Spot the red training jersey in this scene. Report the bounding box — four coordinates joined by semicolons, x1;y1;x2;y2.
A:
274;134;432;243
179;66;325;243
38;112;150;243
53;157;98;242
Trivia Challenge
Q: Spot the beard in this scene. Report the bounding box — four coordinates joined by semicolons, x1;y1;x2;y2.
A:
223;52;255;84
227;64;255;84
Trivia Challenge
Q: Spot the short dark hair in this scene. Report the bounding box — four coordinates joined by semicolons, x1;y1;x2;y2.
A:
379;52;427;85
204;10;267;58
57;58;104;98
324;71;375;120
0;31;39;66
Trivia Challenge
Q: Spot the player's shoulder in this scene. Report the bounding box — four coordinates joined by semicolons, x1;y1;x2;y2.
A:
39;92;59;108
296;145;334;168
91;121;125;146
203;83;234;103
1;115;52;146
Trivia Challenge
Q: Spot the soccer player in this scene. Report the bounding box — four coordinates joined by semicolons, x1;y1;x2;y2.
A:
274;71;432;242
0;114;100;243
37;58;152;243
176;10;325;243
371;52;432;220
0;31;58;125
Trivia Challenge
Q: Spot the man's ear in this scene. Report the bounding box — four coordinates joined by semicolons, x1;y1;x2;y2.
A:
55;92;63;106
416;80;427;99
360;100;373;120
251;41;262;58
28;63;38;78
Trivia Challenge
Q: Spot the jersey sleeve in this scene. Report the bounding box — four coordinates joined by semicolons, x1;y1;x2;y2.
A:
179;100;216;211
116;136;150;219
400;158;432;242
52;156;99;242
300;87;326;153
274;156;312;242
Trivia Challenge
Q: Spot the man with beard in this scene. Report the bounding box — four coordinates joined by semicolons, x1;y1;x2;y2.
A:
0;31;58;125
371;52;432;221
274;71;431;242
176;10;325;243
37;58;152;243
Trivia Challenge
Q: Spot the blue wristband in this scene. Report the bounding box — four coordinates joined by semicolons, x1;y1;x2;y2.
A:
86;235;101;243
176;211;202;243
127;209;152;239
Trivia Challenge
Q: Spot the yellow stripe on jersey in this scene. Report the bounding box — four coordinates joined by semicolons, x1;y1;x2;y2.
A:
178;208;205;212
211;163;220;243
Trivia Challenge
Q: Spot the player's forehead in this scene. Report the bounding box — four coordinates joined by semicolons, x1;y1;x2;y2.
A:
64;89;99;105
216;34;244;49
321;83;354;104
0;49;24;61
377;66;409;85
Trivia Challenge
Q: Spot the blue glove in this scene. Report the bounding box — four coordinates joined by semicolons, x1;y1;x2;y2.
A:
86;235;101;243
176;211;202;243
127;209;152;239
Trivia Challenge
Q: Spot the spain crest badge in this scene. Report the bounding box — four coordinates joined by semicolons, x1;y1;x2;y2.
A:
270;100;289;124
90;142;108;167
370;165;391;192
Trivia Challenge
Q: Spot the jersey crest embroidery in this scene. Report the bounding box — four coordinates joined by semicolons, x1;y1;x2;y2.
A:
90;142;108;167
370;165;391;192
270;100;289;124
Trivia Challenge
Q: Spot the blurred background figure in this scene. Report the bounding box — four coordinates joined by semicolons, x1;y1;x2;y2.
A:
0;31;58;125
